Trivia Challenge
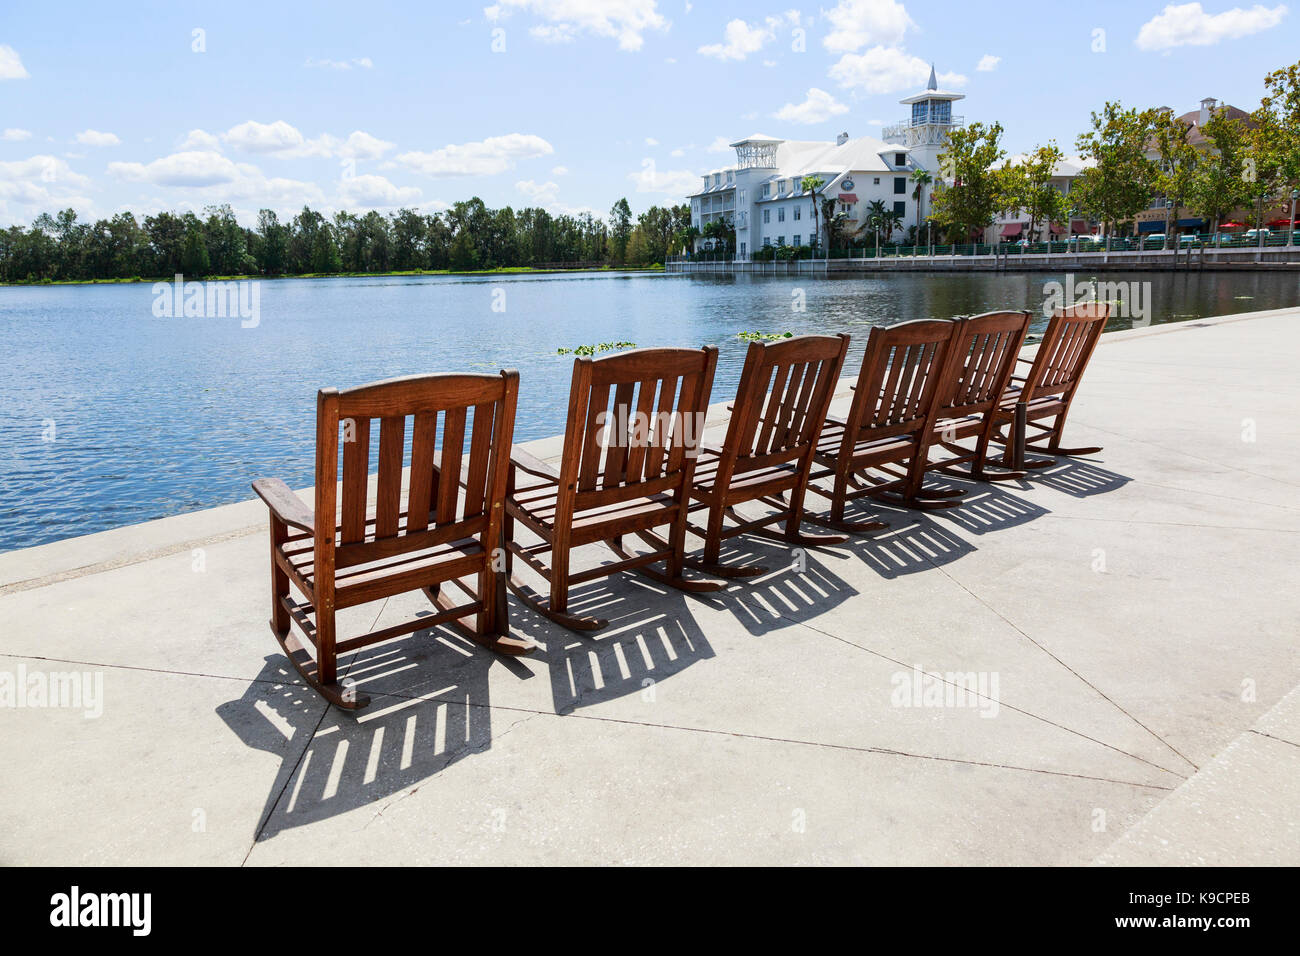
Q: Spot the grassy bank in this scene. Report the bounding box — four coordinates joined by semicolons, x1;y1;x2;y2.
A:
1;263;666;287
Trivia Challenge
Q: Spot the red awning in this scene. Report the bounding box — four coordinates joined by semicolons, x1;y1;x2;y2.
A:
837;193;858;202
1001;223;1023;238
1049;222;1065;235
1266;218;1299;227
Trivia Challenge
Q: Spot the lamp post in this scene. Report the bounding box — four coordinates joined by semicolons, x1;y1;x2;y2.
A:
1290;188;1297;247
1163;198;1174;251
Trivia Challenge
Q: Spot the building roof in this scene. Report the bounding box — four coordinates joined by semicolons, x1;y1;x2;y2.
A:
995;153;1097;178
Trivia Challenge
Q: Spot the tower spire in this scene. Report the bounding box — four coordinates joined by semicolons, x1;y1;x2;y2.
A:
927;64;937;90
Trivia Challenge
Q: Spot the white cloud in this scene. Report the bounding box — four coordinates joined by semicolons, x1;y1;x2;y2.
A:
223;120;306;154
829;46;966;94
179;129;222;151
645;137;659;146
774;88;849;124
551;165;569;175
0;45;29;80
516;178;560;204
339;173;421;207
108;150;241;187
699;18;777;60
670;147;685;157
629;158;698;196
0;155;94;222
75;129;121;147
2;128;32;141
393;133;553;176
305;56;374;69
485;0;668;51
1136;3;1287;50
220;121;393;160
706;135;732;152
822;0;914;53
976;53;1000;71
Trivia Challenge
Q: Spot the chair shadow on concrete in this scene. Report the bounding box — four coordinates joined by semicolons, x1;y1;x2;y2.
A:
507;572;718;714
1028;458;1132;499
218;617;500;841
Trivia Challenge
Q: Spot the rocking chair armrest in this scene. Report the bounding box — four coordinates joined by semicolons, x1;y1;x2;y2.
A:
510;446;561;482
251;478;315;533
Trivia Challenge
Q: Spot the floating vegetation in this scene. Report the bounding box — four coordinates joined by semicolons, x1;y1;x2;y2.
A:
556;341;636;356
736;331;795;342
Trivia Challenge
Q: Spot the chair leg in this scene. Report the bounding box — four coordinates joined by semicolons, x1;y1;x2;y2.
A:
684;501;767;578
803;469;889;534
269;517;290;637
782;483;848;546
316;603;337;686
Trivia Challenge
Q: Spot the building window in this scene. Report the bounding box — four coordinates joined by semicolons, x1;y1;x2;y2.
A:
740;241;746;255
873;177;880;185
763;208;770;224
761;183;770;198
893;200;906;217
738;189;746;204
763;237;771;247
895;152;907;167
726;170;734;183
777;236;785;246
778;207;786;222
794;206;801;221
793;234;801;246
894;177;906;194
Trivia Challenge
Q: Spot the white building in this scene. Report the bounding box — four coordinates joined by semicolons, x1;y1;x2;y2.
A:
985;153;1098;244
688;67;964;258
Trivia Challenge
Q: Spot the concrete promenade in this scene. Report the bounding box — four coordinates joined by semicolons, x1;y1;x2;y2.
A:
2;307;1298;865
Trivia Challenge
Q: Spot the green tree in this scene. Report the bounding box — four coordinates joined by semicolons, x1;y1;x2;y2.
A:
800;175;826;252
1187;107;1251;235
929;121;1007;243
181;224;210;276
608;198;633;263
1071;101;1159;246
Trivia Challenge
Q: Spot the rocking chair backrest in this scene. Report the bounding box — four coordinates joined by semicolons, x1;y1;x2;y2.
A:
719;333;850;474
1023;302;1109;401
844;319;960;442
938;311;1030;419
557;346;719;517
314;371;519;574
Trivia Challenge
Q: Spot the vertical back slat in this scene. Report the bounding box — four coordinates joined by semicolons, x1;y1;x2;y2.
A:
375;416;405;538
463;401;495;517
406;412;437;533
436;406;466;524
578;384;609;492
340;416;371;544
644;375;679;479
623;379;659;483
603;381;636;488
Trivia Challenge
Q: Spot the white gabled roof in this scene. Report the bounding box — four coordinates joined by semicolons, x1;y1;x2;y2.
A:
996;153;1096;178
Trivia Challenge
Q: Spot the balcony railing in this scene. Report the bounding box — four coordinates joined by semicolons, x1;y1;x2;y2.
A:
882;115;965;138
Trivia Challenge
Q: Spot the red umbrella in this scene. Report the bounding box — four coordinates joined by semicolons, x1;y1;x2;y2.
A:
1266;218;1298;228
1220;221;1246;229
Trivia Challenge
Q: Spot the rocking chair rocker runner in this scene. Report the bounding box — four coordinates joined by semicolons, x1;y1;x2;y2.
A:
252;371;527;711
687;333;852;575
996;303;1109;470
804;319;962;530
504;346;723;633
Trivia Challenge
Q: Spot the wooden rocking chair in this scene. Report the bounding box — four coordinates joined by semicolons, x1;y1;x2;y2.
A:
687;333;851;576
909;310;1031;503
252;371;527;711
504;346;722;633
995;302;1109;470
804;319;961;531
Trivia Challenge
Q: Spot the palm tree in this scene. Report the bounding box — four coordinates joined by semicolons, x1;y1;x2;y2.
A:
910;168;933;241
865;200;889;256
800;175;826;254
883;208;905;244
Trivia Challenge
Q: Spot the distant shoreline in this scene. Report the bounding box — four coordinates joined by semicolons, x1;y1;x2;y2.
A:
0;264;666;288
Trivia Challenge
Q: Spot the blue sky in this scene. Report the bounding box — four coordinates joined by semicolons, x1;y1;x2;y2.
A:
1;0;1294;226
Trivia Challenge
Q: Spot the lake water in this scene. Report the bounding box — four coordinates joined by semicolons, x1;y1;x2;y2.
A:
2;269;1296;553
